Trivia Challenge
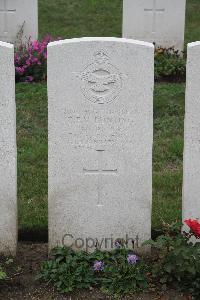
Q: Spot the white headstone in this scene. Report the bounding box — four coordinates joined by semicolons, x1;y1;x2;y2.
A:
0;41;17;255
48;37;154;252
183;42;200;224
123;0;186;52
0;0;38;43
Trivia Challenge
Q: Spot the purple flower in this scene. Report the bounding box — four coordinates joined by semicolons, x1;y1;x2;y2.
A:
114;241;121;249
93;261;104;271
127;254;138;265
25;76;34;82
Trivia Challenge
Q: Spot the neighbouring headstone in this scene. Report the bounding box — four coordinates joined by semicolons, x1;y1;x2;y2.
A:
0;41;17;255
123;0;186;52
183;42;200;225
0;0;38;43
48;37;154;252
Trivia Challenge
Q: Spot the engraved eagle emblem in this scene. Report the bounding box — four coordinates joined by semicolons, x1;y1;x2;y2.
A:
81;72;117;93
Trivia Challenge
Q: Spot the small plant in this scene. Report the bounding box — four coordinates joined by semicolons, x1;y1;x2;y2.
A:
15;35;57;83
0;265;7;281
39;247;96;293
39;244;149;296
154;46;186;82
144;219;200;299
99;247;149;296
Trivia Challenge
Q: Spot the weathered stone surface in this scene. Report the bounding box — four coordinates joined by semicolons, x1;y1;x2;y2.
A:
0;41;17;255
0;0;38;43
48;37;154;251
123;0;186;52
183;42;200;225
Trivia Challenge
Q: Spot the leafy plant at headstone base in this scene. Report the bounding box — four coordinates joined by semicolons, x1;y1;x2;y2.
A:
15;35;58;83
38;244;150;296
96;246;149;297
0;258;14;285
144;219;200;299
0;265;7;281
154;46;186;82
38;247;96;293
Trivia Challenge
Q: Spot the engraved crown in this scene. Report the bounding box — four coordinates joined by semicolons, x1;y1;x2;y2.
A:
94;50;109;64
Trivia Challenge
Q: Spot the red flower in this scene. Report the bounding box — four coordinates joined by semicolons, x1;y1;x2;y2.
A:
184;219;200;238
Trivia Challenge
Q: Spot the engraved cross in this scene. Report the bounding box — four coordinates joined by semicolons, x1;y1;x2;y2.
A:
144;0;165;34
0;0;16;34
83;150;117;207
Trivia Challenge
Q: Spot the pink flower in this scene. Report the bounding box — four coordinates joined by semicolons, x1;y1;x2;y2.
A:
25;59;31;66
16;66;25;75
15;34;60;82
33;57;38;63
32;41;39;51
25;76;34;82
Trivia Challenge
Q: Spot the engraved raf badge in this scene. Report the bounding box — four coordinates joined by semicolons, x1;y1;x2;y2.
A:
79;50;123;104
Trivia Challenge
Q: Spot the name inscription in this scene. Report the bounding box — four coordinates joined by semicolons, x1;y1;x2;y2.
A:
63;108;136;148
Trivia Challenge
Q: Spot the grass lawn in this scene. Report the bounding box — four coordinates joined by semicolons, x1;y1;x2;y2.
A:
17;0;199;231
17;84;47;230
153;84;184;229
39;0;200;47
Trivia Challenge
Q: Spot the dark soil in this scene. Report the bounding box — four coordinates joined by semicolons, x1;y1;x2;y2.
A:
0;243;192;300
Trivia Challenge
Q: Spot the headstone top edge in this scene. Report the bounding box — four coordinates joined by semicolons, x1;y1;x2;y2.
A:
47;37;154;49
188;41;200;49
0;41;13;49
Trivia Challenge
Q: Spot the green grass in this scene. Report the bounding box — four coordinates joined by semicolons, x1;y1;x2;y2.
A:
17;0;200;231
17;83;185;231
39;0;122;39
17;84;48;230
185;0;200;45
153;84;185;229
39;0;200;46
